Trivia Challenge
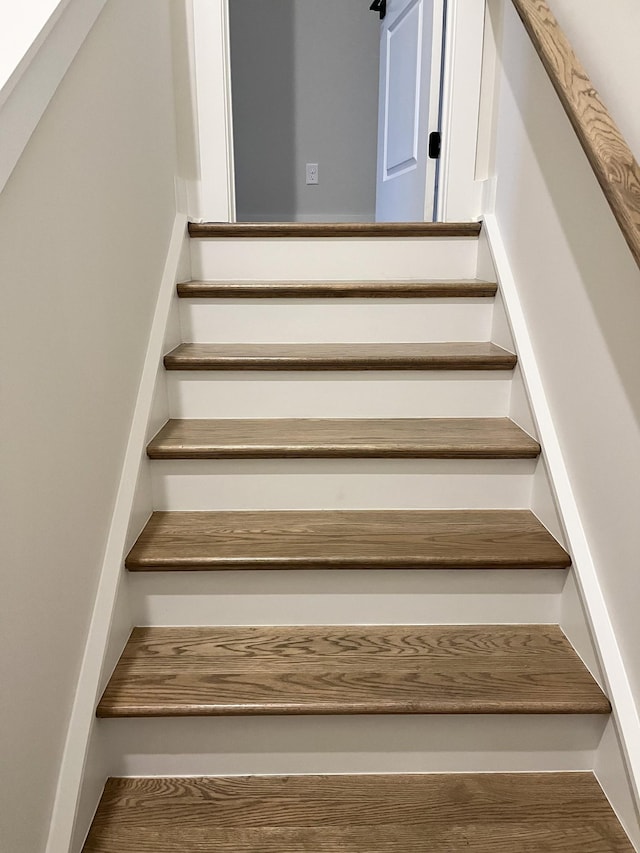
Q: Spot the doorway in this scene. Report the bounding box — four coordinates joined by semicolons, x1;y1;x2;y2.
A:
227;0;446;223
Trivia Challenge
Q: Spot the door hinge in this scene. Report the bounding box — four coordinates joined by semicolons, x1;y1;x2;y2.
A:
429;131;442;160
370;0;387;20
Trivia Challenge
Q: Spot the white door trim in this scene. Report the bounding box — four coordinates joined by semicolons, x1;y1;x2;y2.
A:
423;0;446;220
437;0;486;221
189;0;235;222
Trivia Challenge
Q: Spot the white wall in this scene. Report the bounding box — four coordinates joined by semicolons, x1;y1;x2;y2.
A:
546;0;640;162
0;1;178;850
229;0;380;222
0;0;63;92
489;0;640;710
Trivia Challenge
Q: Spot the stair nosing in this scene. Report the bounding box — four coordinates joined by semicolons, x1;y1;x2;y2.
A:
176;279;497;299
125;556;571;571
187;222;483;239
97;699;611;717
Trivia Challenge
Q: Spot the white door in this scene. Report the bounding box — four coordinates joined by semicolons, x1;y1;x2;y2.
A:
375;0;445;222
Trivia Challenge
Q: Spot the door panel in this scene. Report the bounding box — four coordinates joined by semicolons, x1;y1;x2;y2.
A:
385;0;422;177
376;0;444;221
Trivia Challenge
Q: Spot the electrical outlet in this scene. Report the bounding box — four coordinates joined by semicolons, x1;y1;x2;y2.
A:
306;163;319;185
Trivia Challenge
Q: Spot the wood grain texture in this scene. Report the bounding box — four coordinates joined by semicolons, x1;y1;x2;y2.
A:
511;0;640;269
96;625;609;717
83;773;633;853
164;342;516;371
176;279;497;298
146;418;540;460
187;222;482;238
83;824;634;853
125;509;571;572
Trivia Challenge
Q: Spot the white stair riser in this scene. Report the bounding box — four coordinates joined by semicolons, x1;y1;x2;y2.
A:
149;459;536;511
100;714;605;777
126;569;565;627
179;299;493;344
190;238;479;281
167;373;512;418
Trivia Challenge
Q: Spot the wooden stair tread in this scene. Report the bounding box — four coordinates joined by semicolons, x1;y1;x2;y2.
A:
83;773;632;852
188;222;482;238
147;418;540;460
164;341;515;370
96;625;609;717
177;279;496;298
125;509;571;571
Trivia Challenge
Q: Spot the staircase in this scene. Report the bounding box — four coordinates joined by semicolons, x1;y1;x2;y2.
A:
82;224;634;851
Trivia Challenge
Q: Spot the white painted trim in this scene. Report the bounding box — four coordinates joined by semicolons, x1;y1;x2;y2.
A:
104;713;604;777
596;719;640;848
189;0;236;222
475;0;503;183
423;0;446;221
0;0;108;196
189;235;479;281
45;213;188;853
437;0;486;221
131;565;561;627
483;212;640;814
220;0;236;221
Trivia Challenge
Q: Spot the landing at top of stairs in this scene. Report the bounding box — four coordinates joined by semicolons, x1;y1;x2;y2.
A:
188;221;482;238
177;279;496;298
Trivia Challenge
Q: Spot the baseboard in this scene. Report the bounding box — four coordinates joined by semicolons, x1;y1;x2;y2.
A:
44;211;188;853
483;213;640;847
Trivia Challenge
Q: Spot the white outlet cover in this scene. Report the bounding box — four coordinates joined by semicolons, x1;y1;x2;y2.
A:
306;163;319;185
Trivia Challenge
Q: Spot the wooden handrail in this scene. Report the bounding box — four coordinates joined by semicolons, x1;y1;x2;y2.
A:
511;0;640;270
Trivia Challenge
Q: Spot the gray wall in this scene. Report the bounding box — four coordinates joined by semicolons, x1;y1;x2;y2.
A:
229;0;380;222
